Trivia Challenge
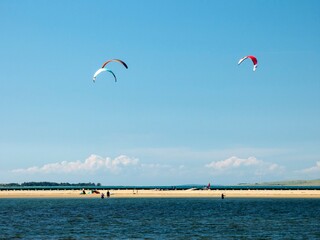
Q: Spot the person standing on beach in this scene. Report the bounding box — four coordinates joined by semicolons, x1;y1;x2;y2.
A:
107;191;110;198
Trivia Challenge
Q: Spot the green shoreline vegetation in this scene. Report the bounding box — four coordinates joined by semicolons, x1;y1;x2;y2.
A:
238;179;320;186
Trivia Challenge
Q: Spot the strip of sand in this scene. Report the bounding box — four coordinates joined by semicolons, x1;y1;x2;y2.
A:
1;189;320;198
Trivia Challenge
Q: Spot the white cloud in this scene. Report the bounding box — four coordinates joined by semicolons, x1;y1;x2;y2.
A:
205;156;284;175
206;156;260;170
300;161;320;173
12;154;139;174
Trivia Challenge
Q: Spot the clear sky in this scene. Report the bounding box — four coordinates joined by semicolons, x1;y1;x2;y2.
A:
1;0;319;185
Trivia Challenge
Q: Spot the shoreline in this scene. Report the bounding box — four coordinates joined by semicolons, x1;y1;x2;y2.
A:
1;189;320;199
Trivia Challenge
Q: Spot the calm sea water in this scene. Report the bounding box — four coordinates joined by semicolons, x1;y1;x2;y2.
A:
1;198;319;239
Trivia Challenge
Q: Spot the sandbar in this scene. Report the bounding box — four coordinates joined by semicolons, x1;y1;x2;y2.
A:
1;189;320;198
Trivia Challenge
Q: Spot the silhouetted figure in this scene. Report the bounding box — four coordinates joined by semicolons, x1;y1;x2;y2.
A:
221;193;225;199
107;191;110;198
101;193;105;199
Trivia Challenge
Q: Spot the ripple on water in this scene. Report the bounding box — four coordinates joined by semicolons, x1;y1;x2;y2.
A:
0;198;319;239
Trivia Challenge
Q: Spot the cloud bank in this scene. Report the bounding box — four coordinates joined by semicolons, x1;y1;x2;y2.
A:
205;156;284;174
12;155;139;174
299;161;320;173
10;153;318;185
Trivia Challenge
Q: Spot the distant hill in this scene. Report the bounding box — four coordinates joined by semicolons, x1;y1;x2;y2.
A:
239;179;320;186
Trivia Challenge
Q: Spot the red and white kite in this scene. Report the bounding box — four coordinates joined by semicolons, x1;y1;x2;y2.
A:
238;55;258;71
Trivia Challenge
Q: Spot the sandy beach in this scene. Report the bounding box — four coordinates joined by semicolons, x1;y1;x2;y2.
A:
1;189;320;198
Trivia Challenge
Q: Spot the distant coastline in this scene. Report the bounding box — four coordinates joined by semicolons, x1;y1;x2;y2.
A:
1;184;320;192
1;179;320;192
1;180;320;199
238;179;320;187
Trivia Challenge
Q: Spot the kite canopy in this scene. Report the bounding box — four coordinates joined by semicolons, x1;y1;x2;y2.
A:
238;55;258;71
92;58;127;83
93;68;117;82
101;59;128;69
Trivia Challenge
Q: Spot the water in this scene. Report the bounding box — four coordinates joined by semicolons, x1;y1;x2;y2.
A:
1;198;319;239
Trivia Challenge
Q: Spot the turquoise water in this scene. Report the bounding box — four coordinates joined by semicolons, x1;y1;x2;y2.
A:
1;198;319;239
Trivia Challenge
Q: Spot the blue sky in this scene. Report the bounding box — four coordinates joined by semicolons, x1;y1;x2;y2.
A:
1;0;319;185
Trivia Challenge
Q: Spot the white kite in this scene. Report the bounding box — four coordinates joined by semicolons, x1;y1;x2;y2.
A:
93;68;117;82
